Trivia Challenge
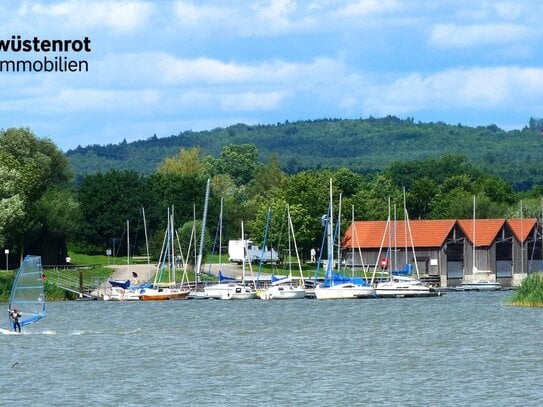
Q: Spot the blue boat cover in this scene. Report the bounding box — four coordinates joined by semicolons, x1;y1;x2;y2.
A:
218;271;236;282
109;279;130;289
392;263;413;276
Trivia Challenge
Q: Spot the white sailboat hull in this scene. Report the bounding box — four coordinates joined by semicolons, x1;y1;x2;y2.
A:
458;281;502;291
204;283;256;300
314;283;376;299
376;276;432;297
103;287;141;301
258;285;306;300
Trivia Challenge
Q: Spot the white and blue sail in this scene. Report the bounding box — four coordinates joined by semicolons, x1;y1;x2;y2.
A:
9;255;47;328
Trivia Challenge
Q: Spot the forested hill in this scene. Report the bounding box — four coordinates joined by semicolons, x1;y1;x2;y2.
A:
65;116;542;190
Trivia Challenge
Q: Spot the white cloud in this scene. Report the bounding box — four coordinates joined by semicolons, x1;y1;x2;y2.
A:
172;1;232;28
219;90;291;111
158;55;342;87
335;0;401;17
364;66;543;115
20;0;154;33
173;89;292;112
172;0;316;37
430;23;532;48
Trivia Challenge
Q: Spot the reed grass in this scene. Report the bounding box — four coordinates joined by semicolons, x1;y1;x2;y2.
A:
507;272;543;307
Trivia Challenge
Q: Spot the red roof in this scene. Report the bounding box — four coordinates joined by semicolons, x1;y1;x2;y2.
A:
456;219;505;247
343;218;535;249
507;218;537;242
343;219;456;249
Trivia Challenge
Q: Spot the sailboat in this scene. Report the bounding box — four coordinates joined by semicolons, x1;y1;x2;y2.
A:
314;179;375;300
258;205;306;300
374;193;433;298
104;219;148;301
140;208;190;300
204;220;257;300
1;255;46;334
458;196;502;291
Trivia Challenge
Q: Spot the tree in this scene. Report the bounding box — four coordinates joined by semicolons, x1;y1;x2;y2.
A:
248;154;286;199
214;144;261;185
157;146;205;177
0;128;73;263
77;170;150;252
528;117;543;133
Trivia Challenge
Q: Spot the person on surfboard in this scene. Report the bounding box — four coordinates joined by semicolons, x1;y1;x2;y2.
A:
9;308;21;333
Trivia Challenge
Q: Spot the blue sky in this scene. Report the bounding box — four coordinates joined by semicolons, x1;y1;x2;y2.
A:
1;0;542;151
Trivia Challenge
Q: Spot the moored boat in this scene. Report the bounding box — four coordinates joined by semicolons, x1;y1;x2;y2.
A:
204;283;256;300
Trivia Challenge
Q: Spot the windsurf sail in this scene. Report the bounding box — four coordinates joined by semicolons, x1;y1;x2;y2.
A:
9;255;47;328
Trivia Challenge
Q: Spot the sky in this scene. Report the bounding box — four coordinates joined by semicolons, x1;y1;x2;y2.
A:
0;0;542;152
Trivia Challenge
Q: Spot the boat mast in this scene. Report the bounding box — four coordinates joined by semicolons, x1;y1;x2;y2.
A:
327;178;334;283
126;219;130;281
351;205;355;278
393;203;397;272
288;204;305;285
473;195;476;276
403;187;408;265
388;197;392;281
520;200;524;276
241;220;246;285
404;189;420;278
257;206;272;281
219;197;223;282
195;178;211;283
337;192;342;271
287;205;292;278
170;206;175;285
142;207;151;282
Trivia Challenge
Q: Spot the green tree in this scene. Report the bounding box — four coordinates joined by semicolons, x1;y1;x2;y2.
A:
0;128;73;262
77;170;150;252
214;144;261;185
157;146;205;177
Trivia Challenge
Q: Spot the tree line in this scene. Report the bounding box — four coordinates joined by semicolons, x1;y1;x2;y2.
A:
66;116;543;190
2;127;542;267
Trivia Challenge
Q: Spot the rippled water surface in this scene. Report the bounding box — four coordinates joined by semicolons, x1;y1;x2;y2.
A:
1;291;542;406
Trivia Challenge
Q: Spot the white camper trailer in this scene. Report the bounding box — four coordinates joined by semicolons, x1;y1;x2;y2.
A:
228;239;280;264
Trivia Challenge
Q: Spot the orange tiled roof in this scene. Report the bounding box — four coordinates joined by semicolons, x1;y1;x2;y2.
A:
507;218;537;242
344;218;537;249
343;219;456;249
456;219;504;247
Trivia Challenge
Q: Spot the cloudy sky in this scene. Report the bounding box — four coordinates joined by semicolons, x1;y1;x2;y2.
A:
1;0;542;151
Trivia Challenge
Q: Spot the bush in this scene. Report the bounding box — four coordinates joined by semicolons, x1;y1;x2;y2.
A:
507;272;543;307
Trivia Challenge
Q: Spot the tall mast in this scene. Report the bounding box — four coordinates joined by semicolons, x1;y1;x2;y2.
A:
520;200;524;276
142;207;151;282
170;206;175;285
126;220;130;281
195;178;211;282
473;195;476;275
218;197;223;277
403;187;408;265
337;192;342;270
351;205;355;278
327;178;334;280
241;220;246;285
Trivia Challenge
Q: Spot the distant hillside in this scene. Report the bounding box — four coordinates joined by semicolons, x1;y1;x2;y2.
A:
65;116;542;190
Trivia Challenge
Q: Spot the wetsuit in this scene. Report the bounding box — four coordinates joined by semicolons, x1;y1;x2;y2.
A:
11;311;21;333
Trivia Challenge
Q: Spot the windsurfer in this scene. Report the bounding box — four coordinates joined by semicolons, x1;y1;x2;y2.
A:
9;308;21;333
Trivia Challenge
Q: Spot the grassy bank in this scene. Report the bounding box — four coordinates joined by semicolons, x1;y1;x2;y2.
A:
507;272;543;307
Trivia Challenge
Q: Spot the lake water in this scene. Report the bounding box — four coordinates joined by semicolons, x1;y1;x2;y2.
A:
1;291;542;406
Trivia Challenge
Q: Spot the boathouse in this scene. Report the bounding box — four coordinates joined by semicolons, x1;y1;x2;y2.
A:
342;218;540;288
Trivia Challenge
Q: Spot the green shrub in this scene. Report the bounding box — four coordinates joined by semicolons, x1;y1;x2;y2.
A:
507;272;543;307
